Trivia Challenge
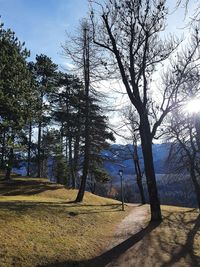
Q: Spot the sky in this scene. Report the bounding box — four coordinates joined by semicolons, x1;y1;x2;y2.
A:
0;0;88;68
0;0;188;68
0;0;194;143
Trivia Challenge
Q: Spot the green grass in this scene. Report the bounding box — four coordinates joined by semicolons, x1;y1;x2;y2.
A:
0;175;130;267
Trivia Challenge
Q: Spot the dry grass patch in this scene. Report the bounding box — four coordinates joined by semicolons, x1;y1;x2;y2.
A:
127;205;200;267
0;177;130;267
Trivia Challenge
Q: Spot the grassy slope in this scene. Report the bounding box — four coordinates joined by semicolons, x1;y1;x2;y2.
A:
0;175;130;267
0;174;200;267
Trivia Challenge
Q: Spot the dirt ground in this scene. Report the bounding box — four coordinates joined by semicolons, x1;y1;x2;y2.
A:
92;204;200;267
105;204;151;267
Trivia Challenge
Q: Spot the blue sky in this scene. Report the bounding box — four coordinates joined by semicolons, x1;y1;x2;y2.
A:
0;0;189;70
0;0;88;68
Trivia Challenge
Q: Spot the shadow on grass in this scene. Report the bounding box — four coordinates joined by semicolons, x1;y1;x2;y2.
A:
0;201;123;216
39;221;160;267
0;179;62;196
38;209;200;267
161;214;200;267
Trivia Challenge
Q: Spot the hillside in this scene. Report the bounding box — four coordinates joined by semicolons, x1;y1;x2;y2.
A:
0;175;200;267
0;175;130;267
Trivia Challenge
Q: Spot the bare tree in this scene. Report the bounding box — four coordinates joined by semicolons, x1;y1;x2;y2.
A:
90;0;175;221
176;0;200;23
90;0;200;220
123;106;146;204
166;110;200;209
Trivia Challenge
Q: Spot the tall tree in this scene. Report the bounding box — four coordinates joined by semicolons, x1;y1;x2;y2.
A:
33;54;57;178
90;0;199;221
0;22;31;179
75;23;91;202
51;73;84;187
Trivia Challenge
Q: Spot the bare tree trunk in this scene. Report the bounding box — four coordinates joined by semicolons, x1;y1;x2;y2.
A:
69;136;76;188
1;131;6;169
5;147;14;180
41;148;45;177
60;122;64;154
133;144;146;204
73;133;80;189
37;91;44;178
65;137;68;162
27;121;32;177
139;116;162;221
76;26;90;202
37;120;42;178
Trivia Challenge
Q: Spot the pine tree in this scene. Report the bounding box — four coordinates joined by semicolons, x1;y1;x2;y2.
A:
0;22;32;179
32;54;57;178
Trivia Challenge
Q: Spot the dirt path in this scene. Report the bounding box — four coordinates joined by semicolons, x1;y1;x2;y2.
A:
89;204;151;267
105;204;150;267
107;204;150;249
90;205;200;267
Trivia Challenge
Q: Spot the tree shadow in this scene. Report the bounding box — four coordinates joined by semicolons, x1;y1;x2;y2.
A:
161;213;200;267
38;209;200;267
0;179;62;196
39;221;160;267
0;201;123;216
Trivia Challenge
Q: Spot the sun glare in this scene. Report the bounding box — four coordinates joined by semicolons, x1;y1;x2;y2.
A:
185;99;200;114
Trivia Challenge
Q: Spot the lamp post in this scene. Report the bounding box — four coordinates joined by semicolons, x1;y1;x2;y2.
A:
118;169;125;211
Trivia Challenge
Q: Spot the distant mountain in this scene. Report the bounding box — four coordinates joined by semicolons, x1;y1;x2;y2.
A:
102;143;171;178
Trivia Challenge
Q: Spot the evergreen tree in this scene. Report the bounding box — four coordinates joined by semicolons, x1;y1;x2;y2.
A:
32;54;57;178
0;22;32;179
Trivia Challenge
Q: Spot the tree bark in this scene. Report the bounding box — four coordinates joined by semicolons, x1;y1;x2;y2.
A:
1;131;6;169
69;136;76;188
133;144;146;204
5;147;14;180
65;137;68;162
37;120;42;178
27;121;32;176
76;26;90;202
73;133;80;189
139;114;162;221
75;134;90;202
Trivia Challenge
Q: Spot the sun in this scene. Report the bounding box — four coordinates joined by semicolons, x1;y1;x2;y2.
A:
185;99;200;114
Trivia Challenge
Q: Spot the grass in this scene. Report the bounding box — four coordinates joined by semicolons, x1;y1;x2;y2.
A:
85;205;200;267
1;173;200;266
115;205;200;267
0;174;130;267
151;205;200;266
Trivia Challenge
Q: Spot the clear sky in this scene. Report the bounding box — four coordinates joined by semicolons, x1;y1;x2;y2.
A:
0;0;88;68
0;0;189;69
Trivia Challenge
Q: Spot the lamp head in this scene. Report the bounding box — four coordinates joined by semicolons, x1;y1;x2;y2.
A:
118;170;123;176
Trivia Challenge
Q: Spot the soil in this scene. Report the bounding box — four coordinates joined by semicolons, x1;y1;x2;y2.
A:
86;204;200;267
105;204;150;267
